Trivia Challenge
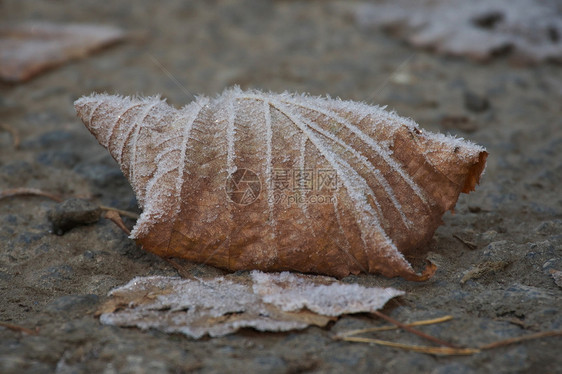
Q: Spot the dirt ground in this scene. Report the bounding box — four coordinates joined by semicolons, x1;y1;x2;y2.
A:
1;1;561;373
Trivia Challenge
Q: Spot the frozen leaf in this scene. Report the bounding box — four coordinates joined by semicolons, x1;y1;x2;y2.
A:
0;22;124;83
98;271;404;338
354;0;562;64
252;271;404;316
75;87;487;280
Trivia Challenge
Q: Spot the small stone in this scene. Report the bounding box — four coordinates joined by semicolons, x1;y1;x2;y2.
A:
468;205;481;213
464;91;490;113
47;198;101;235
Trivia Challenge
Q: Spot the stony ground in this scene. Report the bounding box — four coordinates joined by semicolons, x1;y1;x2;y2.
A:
1;1;561;373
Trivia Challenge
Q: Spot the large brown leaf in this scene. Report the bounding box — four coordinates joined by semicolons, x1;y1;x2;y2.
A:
75;88;487;280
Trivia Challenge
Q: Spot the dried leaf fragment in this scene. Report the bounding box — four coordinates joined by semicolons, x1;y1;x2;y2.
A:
0;22;124;83
354;0;562;64
75;87;487;280
98;271;404;338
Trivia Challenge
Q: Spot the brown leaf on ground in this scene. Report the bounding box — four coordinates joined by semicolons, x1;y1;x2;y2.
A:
75;89;486;281
0;22;124;83
98;271;404;338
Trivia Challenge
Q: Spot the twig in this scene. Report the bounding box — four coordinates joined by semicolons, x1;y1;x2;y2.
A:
0;321;38;335
99;205;139;219
341;336;479;355
480;330;562;350
338;315;453;337
339;315;562;356
0;189;139;220
104;210;131;235
453;234;477;250
371;310;458;348
0;187;63;202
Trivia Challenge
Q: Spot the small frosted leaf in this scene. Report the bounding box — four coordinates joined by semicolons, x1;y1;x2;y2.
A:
97;271;404;338
0;22;124;82
251;271;405;316
353;0;562;64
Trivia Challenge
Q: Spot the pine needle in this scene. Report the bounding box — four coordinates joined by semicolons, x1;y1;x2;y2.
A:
337;315;562;356
0;321;38;335
338;315;453;337
99;205;139;219
480;330;562;350
341;336;479;355
0;187;63;202
104;210;132;235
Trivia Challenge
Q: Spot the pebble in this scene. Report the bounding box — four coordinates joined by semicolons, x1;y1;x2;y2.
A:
47;198;101;235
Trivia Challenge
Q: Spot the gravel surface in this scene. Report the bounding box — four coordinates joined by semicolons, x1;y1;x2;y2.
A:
1;1;561;373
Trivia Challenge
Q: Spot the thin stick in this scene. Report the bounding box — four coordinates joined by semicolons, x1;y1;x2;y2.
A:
367;53;416;103
341;336;479;355
371;310;458;348
480;330;562;350
99;205;139;219
0;321;38;335
0;190;139;220
453;234;477;250
0;188;63;202
148;53;200;105
104;210;131;235
339;316;562;356
338;315;453;337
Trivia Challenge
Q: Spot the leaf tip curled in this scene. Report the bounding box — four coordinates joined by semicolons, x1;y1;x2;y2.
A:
462;150;488;193
401;260;438;282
